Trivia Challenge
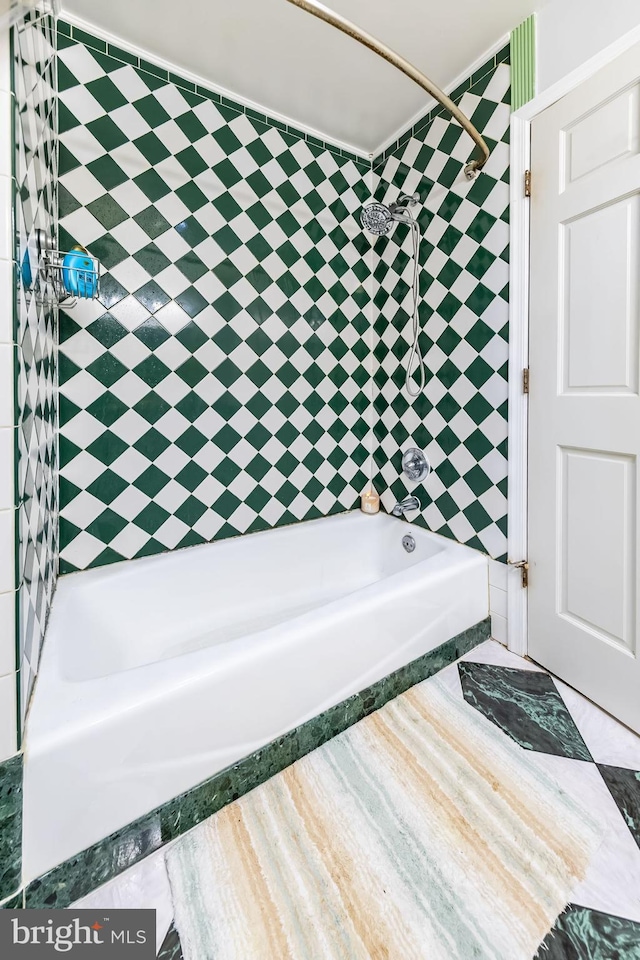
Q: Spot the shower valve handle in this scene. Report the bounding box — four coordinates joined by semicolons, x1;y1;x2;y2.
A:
402;448;431;483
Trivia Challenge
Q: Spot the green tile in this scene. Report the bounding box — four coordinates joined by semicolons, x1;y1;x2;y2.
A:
133;94;171;128
134;169;172;202
87;155;128;191
86;353;127;388
175;146;208;178
176;321;208;352
86;76;128;112
134;501;171;534
176;357;207;387
134;131;171;165
86;194;128;231
133;392;171;425
107;43;138;66
87;430;128;466
133;356;171;388
133;280;170;313
175;111;207;143
72;27;106;52
134;428;171;461
176;181;208;213
169;73;195;93
139;59;168;81
134;465;171;498
133;318;170;351
175;216;207;248
133;242;171;275
133;205;171;240
86;314;128;349
175;287;207;319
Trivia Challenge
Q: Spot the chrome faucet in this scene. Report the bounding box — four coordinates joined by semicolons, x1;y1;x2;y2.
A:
391;495;421;517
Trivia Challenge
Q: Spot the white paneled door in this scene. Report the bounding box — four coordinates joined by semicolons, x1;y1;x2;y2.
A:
528;41;640;733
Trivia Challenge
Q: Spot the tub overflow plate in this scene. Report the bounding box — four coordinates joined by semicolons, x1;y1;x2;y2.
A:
402;534;416;553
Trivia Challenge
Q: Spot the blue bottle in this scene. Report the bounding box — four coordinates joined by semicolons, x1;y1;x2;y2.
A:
62;246;97;298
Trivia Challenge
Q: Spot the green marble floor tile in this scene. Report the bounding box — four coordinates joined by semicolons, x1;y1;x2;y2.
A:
597;764;640;851
535;903;640;959
0;892;23;909
458;662;592;761
0;755;23;901
157;921;183;959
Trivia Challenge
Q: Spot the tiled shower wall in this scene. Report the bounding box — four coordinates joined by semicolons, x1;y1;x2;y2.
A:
56;24;372;573
372;51;510;566
14;9;58;725
0;20;17;766
0;5;57;904
1;9;58;739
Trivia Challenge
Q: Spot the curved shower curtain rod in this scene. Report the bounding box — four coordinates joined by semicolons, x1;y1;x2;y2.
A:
284;0;490;178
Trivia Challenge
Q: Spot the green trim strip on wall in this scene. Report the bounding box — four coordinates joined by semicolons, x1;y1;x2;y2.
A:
24;619;490;909
510;15;536;111
56;20;370;171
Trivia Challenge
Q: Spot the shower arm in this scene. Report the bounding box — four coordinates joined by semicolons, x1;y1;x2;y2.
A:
284;0;490;178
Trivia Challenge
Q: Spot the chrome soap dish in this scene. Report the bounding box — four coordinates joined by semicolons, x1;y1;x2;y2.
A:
33;229;100;306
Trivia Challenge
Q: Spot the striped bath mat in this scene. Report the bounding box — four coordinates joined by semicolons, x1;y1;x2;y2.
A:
166;677;601;960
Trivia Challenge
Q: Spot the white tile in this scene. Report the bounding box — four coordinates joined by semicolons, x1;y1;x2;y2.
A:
0;343;14;426
0;91;11;179
0;590;16;676
490;613;508;646
0;672;17;761
0;175;11;261
434;660;463;700
530;751;640;923
462;638;543;671
554;678;640;771
489;558;508;590
0;508;15;593
489;584;507;619
0;258;13;342
73;848;174;952
0;29;9;94
0;427;14;509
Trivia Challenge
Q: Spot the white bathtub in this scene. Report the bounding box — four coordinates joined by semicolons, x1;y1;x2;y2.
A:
23;511;488;881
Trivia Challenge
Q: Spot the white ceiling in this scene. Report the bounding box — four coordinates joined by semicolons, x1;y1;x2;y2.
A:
61;0;544;155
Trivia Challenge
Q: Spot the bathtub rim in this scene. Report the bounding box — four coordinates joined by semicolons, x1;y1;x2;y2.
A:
28;514;488;750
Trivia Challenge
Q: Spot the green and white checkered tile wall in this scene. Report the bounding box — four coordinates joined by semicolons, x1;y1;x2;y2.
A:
372;52;510;561
56;26;373;573
13;11;59;722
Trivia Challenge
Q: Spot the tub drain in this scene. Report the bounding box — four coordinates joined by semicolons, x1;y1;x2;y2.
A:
402;534;416;553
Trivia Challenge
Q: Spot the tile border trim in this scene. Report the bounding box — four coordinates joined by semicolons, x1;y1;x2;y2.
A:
25;617;490;908
56;20;370;171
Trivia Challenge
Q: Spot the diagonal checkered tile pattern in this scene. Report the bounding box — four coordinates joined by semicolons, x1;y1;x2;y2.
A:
56;29;373;573
372;55;510;561
13;10;59;723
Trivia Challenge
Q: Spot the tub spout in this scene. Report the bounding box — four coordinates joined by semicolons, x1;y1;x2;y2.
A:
391;496;421;517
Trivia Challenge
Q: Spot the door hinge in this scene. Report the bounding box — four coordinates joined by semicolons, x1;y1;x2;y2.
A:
523;367;529;394
509;560;529;588
524;169;532;197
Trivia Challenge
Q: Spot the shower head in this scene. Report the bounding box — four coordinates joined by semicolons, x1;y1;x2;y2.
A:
360;194;420;235
360;202;395;236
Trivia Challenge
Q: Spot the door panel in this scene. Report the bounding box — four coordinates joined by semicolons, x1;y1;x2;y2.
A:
529;40;640;732
559;447;635;651
563;197;640;394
